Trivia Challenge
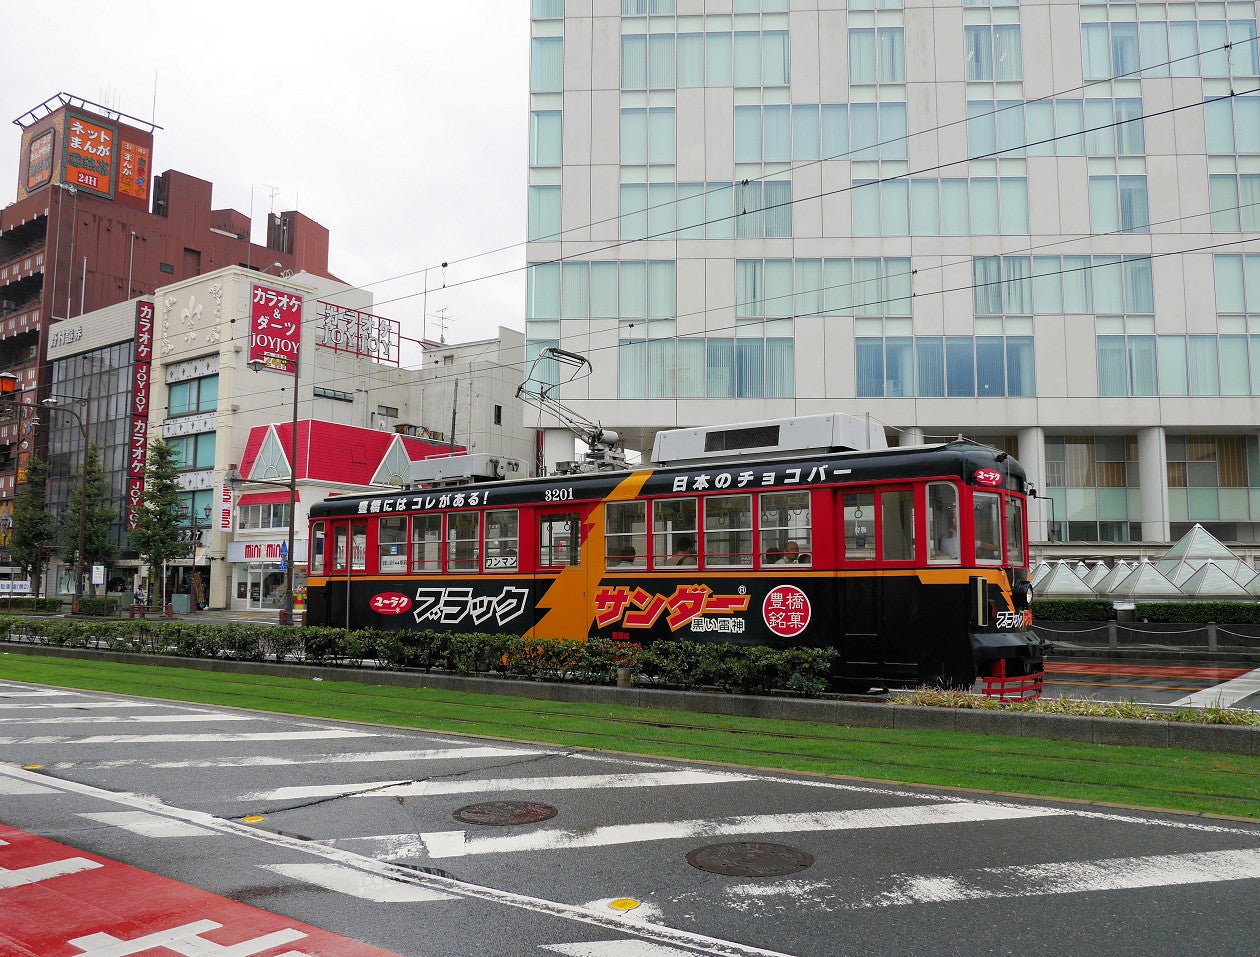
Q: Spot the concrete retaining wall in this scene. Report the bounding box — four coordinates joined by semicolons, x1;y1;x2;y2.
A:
4;642;1257;756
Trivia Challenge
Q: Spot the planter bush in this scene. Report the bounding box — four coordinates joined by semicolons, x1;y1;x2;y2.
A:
1032;598;1114;621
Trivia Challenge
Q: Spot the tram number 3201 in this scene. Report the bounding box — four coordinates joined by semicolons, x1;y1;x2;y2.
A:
544;487;575;502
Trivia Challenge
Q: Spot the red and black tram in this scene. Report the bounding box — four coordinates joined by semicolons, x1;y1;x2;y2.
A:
305;440;1046;696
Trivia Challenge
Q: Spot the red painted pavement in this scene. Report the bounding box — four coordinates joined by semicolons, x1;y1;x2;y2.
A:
0;823;400;957
1045;662;1249;680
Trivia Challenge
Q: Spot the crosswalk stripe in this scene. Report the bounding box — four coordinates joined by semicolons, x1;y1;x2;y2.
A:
261;863;459;902
1170;667;1260;708
79;811;218;837
418;801;1065;859
0;689;83;698
546;942;703;956
0;713;249;726
52;745;556;770
0;701;189;711
0;777;58;795
0;730;379;745
856;847;1260;906
243;769;755;802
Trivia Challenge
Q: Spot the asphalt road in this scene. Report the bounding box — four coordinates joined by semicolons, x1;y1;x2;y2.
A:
1;678;1258;957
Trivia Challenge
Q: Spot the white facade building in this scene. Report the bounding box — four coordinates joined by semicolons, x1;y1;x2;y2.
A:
526;0;1260;549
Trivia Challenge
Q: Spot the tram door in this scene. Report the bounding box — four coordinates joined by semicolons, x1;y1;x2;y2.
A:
536;508;584;636
324;520;350;629
839;489;918;682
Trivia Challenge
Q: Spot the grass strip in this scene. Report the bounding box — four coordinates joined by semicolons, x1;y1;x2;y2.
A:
2;653;1257;819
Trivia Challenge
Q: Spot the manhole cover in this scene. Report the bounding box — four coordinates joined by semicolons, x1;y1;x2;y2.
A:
452;801;558;826
686;842;815;877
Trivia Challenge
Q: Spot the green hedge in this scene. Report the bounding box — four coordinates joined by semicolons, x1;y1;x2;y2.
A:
1032;598;1115;621
0;618;836;696
76;597;119;616
1034;598;1260;624
0;597;65;615
1135;601;1260;624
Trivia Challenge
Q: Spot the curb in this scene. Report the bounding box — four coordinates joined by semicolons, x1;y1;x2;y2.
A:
4;642;1257;756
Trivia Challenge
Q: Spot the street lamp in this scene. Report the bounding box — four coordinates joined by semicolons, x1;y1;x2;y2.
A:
181;503;212;610
40;392;90;607
240;355;300;626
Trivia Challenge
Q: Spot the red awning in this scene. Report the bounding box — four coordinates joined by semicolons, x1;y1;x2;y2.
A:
237;490;299;506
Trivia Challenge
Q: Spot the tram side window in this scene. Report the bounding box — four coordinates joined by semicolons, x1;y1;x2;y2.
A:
412;514;442;572
539;513;581;566
333;525;348;571
606;501;646;568
653;498;698;566
310;522;325;575
448;512;480;571
760;491;811;565
1006;496;1026;566
351;522;367;571
927;482;960;564
485;509;519;571
974;491;1003;563
378;517;407;574
843;493;876;561
882;490;915;562
704;495;753;566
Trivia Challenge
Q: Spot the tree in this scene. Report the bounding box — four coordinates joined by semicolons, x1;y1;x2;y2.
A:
128;439;187;607
10;454;54;597
61;444;117;597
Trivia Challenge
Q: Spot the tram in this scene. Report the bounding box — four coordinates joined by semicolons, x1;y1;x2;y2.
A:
304;413;1046;696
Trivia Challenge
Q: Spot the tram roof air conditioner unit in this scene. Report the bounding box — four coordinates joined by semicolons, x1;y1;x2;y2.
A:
407;452;525;488
651;412;888;467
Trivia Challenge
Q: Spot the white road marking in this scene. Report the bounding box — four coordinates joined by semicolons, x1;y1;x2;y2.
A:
1170;667;1260;709
261;863;458;902
859;847;1260;907
546;942;702;956
0;856;102;888
0;777;59;795
245;769;753;802
0;730;379;745
68;921;306;957
0;701;191;711
50;745;555;771
0;765;794;957
0;713;249;725
418;801;1066;859
79;811;218;837
0;688;84;698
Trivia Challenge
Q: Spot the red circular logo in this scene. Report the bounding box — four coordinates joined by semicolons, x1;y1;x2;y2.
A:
973;468;1003;486
369;592;412;615
762;585;811;638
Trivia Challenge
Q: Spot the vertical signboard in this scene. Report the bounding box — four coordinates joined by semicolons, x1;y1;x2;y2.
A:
25;129;55;193
117;137;152;202
249;284;303;374
218;482;234;532
64;110;117;198
126;300;154;530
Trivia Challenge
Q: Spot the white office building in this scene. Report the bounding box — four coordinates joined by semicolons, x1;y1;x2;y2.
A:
526;0;1260;550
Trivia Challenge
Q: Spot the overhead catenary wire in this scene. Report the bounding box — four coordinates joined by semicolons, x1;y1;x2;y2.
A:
316;37;1259;312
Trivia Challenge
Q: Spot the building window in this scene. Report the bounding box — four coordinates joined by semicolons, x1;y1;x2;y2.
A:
849;26;905;84
964;24;1023;81
856;336;1035;398
530;37;563;92
530;111;563;166
1209;174;1260;232
1088;173;1149;234
494;404;503;426
973;255;1154;315
239;501;292;531
168;374;218;416
856;177;1029;236
528;185;562;241
169;432;217;470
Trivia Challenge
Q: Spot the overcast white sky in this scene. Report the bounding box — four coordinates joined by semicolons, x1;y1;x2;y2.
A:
1;2;531;355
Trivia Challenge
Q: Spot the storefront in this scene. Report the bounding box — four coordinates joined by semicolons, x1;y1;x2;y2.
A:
227;538;307;611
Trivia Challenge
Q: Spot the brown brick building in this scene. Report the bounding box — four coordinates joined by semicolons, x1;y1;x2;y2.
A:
0;92;335;511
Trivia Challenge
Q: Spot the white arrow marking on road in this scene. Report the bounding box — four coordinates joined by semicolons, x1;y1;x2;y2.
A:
1170;666;1260;709
0;730;379;745
242;769;755;802
262;863;459;902
79;811;218;837
858;847;1260;906
419;801;1065;859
